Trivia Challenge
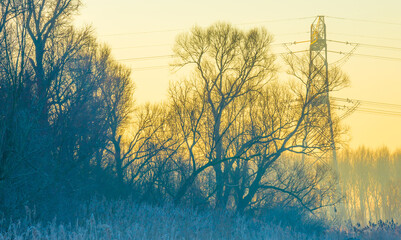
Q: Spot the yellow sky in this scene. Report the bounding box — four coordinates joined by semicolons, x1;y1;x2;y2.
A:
74;0;401;151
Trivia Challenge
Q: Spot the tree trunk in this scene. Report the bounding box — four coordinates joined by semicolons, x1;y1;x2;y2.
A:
174;173;198;205
113;135;124;185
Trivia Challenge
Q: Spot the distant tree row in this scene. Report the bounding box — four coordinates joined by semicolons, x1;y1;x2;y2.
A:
338;147;401;225
0;0;349;220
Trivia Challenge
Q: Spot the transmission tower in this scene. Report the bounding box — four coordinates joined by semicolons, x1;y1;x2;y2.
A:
306;16;338;171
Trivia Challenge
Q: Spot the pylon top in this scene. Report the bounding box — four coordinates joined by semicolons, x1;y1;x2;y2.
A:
310;16;326;51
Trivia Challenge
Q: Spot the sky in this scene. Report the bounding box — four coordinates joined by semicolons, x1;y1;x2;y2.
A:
74;0;401;151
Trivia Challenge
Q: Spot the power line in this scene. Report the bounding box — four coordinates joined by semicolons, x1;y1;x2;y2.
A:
100;17;314;37
329;44;358;67
347;53;401;62
115;45;306;62
332;97;401;110
120;50;306;68
281;40;310;45
236;16;315;26
330;33;401;43
113;44;173;50
332;97;401;117
333;105;401;117
103;30;309;40
354;108;401;117
98;16;401;38
326;16;401;26
280;50;308;54
327;39;401;51
329;50;401;62
132;65;170;71
119;50;401;69
118;55;174;61
102;28;184;37
114;41;398;63
113;40;307;51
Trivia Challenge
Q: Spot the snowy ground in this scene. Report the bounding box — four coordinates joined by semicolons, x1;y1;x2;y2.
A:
1;199;400;239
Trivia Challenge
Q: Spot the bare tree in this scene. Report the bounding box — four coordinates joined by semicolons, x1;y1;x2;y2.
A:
0;0;11;34
94;46;133;184
0;0;26;184
25;0;82;125
226;54;348;214
95;48;174;190
0;0;117;217
170;22;276;206
169;22;349;214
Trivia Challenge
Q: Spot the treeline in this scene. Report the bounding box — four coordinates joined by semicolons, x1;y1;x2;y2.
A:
1;0;349;221
0;0;136;219
338;147;401;225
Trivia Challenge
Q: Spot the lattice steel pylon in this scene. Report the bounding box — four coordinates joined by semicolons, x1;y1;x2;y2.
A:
305;16;338;172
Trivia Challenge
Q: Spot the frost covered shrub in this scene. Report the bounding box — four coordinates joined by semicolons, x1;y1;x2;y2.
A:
2;198;400;240
258;207;328;235
343;219;401;240
0;198;321;240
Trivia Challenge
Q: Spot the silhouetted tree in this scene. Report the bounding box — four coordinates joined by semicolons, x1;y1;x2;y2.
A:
0;0;130;218
231;55;349;214
169;22;348;214
169;23;275;206
94;51;174;190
